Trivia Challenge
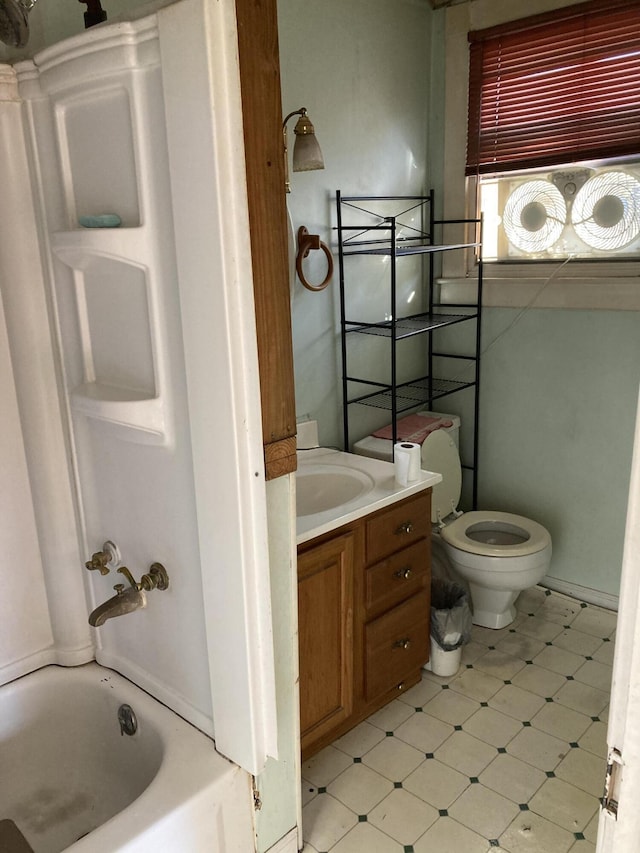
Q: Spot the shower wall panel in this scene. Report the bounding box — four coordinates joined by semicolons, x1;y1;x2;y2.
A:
17;15;213;732
12;0;277;775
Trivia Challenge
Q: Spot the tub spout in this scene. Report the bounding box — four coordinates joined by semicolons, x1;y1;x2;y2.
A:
89;584;147;627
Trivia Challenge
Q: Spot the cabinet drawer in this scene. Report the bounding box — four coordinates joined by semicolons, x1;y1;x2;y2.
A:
365;492;431;564
365;540;429;615
364;592;429;701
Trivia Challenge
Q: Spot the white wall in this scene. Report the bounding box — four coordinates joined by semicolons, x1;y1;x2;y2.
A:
278;0;433;448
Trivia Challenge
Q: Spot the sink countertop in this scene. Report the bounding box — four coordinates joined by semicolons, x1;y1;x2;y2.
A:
296;447;442;545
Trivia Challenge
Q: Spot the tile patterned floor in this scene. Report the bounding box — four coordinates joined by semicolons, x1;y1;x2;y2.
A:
301;587;616;853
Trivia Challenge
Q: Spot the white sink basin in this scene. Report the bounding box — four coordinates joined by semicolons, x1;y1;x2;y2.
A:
296;464;375;516
295;447;441;545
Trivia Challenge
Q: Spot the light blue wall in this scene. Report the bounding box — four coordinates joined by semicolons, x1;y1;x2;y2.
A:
440;308;640;597
278;0;433;448
280;0;640;600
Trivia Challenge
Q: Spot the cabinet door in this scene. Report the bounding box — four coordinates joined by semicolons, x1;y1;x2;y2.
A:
298;533;354;754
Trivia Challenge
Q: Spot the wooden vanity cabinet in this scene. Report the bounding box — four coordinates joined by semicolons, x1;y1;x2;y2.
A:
297;532;355;755
298;490;431;760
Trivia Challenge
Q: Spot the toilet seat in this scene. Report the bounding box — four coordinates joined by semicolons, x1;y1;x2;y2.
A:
420;427;551;558
441;510;551;558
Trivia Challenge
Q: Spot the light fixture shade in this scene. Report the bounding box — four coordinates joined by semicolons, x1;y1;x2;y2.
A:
292;113;324;172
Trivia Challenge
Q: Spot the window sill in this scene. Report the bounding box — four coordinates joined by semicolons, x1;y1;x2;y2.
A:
438;262;640;311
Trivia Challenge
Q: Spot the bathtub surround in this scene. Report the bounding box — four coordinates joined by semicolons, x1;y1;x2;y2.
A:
0;65;93;685
0;0;277;780
0;288;55;679
0;1;301;851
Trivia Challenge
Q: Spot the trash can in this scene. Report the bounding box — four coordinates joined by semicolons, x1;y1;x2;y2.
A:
425;578;472;677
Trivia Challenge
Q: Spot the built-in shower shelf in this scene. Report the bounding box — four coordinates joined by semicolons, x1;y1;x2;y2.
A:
51;227;148;267
70;382;168;445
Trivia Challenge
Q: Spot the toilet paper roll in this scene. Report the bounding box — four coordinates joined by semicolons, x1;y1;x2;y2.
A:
394;442;421;486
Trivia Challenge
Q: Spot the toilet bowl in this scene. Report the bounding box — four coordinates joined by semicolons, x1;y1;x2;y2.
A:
422;429;552;629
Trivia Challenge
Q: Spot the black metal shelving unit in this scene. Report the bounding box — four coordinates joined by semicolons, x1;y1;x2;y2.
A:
336;191;483;507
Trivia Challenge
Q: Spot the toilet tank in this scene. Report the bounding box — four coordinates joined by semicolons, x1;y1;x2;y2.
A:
352;410;461;461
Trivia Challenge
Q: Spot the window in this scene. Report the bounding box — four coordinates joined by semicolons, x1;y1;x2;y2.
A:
466;0;640;261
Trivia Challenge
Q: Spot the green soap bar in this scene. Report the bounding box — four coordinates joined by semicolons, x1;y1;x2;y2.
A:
79;214;122;228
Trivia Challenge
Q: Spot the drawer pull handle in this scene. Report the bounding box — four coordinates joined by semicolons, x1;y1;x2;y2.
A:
394;567;412;580
393;638;411;650
397;682;405;691
395;521;414;536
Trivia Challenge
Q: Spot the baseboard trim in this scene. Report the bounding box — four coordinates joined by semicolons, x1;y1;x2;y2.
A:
542;576;619;612
265;827;298;853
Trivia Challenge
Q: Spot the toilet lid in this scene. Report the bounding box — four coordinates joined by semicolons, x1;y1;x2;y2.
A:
421;429;462;523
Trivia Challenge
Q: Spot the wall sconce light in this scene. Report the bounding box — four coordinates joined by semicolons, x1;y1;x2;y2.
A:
282;108;324;193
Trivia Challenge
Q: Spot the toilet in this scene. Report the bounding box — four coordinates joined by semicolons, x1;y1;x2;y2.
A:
421;429;552;629
354;411;552;630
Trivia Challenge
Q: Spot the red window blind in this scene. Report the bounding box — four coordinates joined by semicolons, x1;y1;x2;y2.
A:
466;0;640;176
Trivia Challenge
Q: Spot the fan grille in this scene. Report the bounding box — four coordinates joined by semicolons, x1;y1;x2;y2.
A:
503;180;567;253
572;171;640;251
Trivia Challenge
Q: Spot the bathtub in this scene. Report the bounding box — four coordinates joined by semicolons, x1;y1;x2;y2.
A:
0;664;255;852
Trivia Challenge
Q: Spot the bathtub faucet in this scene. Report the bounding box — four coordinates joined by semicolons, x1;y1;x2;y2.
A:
88;563;170;627
88;584;146;627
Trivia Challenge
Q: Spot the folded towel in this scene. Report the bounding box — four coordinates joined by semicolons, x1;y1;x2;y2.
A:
372;414;453;444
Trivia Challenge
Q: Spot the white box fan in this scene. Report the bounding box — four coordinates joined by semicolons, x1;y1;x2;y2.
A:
491;166;640;259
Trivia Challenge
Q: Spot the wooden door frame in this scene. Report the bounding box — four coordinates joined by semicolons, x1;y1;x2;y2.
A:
235;0;297;481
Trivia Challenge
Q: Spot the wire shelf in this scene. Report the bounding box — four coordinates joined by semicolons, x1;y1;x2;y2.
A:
342;241;480;256
346;377;476;411
345;312;477;339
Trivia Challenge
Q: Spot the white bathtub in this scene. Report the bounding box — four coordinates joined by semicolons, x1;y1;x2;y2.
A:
0;664;255;852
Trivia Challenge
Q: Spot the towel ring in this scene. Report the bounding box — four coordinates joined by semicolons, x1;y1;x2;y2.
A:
296;226;334;292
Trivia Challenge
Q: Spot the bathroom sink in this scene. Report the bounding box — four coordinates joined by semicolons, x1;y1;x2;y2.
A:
296;464;375;516
295;447;441;544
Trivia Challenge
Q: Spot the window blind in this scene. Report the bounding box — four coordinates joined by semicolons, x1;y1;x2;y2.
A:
466;0;640;176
